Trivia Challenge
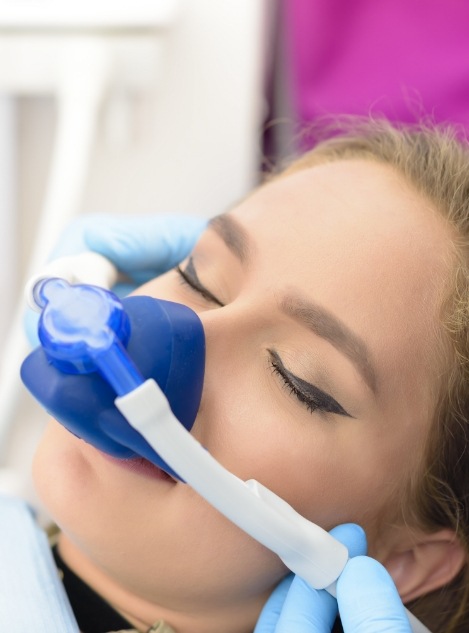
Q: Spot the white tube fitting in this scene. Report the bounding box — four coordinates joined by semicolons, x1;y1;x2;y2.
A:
25;252;118;311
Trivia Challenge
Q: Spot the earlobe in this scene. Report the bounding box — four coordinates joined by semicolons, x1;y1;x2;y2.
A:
383;529;466;603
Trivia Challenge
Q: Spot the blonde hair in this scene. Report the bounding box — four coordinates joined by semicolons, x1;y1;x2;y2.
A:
276;118;469;633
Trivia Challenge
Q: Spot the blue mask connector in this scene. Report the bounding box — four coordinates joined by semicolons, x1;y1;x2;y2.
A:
34;278;143;395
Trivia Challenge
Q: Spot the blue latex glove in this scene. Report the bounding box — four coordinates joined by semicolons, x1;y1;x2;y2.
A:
24;213;207;346
254;523;412;633
337;557;412;633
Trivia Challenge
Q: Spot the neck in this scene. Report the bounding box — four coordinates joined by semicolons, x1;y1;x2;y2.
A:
57;533;270;633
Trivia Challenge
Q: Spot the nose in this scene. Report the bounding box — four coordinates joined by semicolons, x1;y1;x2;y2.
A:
189;300;259;442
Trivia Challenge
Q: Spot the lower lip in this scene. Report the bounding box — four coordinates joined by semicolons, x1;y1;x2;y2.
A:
100;452;177;483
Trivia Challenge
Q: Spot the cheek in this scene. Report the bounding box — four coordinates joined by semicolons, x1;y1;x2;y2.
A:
33;421;92;522
195;362;407;537
194;367;360;529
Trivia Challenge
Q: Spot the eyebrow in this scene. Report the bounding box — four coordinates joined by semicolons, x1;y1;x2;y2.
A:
208;214;251;263
208;213;377;394
281;294;378;394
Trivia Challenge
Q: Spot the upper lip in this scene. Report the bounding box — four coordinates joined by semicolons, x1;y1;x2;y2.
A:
162;466;181;483
137;456;181;483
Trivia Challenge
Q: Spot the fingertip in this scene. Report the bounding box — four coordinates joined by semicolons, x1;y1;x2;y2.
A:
329;523;367;557
253;575;294;633
275;575;338;633
341;556;395;586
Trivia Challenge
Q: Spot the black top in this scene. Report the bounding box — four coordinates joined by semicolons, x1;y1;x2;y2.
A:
52;544;134;633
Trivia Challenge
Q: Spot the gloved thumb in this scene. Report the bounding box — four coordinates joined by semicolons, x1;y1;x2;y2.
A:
84;214;207;279
337;556;412;633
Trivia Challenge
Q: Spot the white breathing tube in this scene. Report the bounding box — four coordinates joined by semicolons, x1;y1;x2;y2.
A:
27;253;432;633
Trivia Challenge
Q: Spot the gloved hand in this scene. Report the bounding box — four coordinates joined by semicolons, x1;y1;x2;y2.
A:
254;523;412;633
24;213;207;346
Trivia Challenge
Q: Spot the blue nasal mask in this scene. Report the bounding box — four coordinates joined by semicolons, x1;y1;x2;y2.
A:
22;278;205;479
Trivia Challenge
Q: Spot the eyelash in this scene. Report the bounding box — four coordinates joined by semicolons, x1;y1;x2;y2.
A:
176;261;351;418
176;260;224;307
268;351;352;418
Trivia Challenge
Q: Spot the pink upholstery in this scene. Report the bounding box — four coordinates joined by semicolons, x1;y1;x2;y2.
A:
284;0;469;138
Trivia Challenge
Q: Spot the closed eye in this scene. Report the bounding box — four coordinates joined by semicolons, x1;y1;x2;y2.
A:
268;349;353;418
176;257;225;307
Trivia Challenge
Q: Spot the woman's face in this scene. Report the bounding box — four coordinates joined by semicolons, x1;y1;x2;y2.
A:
33;159;454;631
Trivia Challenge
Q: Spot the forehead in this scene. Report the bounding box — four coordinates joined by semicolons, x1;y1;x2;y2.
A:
230;159;453;410
232;160;450;282
236;159;440;246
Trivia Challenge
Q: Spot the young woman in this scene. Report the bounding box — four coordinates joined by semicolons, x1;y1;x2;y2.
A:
32;119;469;633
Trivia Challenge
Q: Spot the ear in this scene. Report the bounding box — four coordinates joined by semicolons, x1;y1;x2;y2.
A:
382;529;466;603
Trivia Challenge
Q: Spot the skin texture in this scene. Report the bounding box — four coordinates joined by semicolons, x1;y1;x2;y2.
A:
33;160;456;633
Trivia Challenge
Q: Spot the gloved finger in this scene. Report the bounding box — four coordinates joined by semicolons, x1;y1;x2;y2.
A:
329;523;367;558
275;575;338;633
84;215;208;275
337;557;412;633
253;575;294;633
